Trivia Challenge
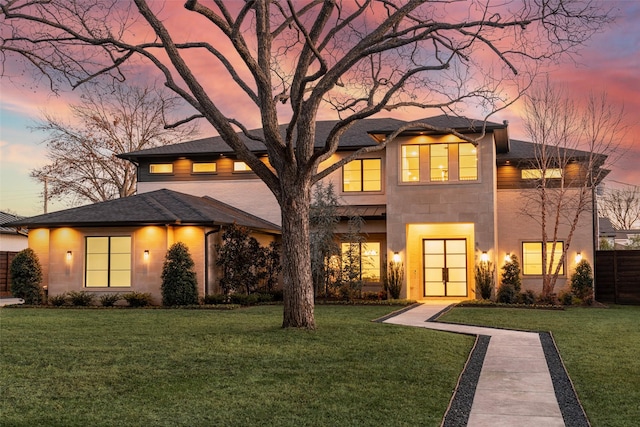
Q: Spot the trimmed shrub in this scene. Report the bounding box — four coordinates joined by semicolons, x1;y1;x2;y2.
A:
9;248;43;305
501;254;522;293
49;293;68;306
536;293;558;306
99;293;121;307
68;291;95;306
161;242;199;306
203;294;227;305
122;292;152;307
517;290;536;305
230;293;260;306
570;259;594;300
496;283;517;304
558;290;574;306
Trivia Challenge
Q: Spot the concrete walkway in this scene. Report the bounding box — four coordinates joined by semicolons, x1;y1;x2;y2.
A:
0;298;24;307
383;303;565;427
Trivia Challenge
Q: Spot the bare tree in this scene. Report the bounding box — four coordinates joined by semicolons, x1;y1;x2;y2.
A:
29;83;198;206
519;77;625;297
1;0;613;328
599;185;640;230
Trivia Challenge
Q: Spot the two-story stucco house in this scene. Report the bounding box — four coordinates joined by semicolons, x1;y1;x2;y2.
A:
5;115;603;303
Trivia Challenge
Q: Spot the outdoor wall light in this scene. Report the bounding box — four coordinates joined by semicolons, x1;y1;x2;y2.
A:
480;251;489;263
392;252;401;263
66;251;72;262
144;250;150;261
575;252;582;263
504;253;512;263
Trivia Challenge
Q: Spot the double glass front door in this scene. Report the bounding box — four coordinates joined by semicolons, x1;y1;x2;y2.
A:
423;239;467;297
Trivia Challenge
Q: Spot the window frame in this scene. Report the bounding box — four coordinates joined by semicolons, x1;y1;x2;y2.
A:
400;142;478;184
85;236;132;288
521;241;565;276
340;241;382;283
149;163;174;174
192;162;217;174
342;158;382;193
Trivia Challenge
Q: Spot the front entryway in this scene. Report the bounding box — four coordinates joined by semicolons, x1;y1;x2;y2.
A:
423;238;468;297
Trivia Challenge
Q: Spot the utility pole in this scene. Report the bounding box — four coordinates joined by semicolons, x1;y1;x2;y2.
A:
43;176;48;214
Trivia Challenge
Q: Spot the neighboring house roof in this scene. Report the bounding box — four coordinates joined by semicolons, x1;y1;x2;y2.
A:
497;139;606;163
599;217;617;237
0;211;27;236
3;189;280;233
119;115;507;161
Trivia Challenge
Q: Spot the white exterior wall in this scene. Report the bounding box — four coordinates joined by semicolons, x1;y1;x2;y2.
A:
0;233;28;252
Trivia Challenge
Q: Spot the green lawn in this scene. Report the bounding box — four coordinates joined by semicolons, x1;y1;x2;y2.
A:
439;305;640;427
0;306;472;427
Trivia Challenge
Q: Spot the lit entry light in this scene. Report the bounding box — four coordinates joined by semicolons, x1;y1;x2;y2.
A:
480;251;489;263
504;253;512;263
392;252;401;263
66;251;72;261
144;250;150;261
575;252;582;263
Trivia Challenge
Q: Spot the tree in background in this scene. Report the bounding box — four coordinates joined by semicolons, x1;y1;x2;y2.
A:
519;78;625;298
599;185;640;230
31;83;198;206
1;1;613;328
9;248;43;305
161;242;199;306
310;182;340;299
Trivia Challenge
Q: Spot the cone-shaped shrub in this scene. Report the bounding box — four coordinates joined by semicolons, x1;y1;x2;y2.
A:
571;259;593;300
9;248;43;305
161;242;199;306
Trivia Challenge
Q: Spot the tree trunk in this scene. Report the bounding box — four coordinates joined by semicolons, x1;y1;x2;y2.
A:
280;179;315;329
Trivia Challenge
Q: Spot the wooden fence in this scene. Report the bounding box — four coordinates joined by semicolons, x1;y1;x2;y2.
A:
595;250;640;305
0;251;18;297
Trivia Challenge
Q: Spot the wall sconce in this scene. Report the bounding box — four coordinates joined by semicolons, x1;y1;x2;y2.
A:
575;252;582;263
66;251;72;262
480;251;489;263
144;250;150;262
504;252;512;263
392;252;401;263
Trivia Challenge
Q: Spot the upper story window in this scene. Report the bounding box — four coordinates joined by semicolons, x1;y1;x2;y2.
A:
522;241;564;276
343;159;382;192
233;161;251;172
192;162;217;173
149;163;173;174
85;236;131;287
521;168;562;179
401;143;477;183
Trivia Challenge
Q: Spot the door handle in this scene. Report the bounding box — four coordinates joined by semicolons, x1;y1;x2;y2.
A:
442;267;449;283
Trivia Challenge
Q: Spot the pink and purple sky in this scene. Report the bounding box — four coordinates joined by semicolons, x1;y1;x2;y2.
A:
1;1;638;217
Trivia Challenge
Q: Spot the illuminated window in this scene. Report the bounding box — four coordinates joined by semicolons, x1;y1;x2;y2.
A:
149;163;173;174
521;168;562;179
342;159;381;192
401;142;478;183
341;241;381;282
430;144;449;182
401;145;420;182
233;161;251;172
522;241;564;275
85;236;131;287
458;143;478;181
192;162;217;173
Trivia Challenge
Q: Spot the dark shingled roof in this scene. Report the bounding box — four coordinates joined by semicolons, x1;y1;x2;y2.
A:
119;115;506;161
0;211;27;235
497;139;603;162
3;189;280;233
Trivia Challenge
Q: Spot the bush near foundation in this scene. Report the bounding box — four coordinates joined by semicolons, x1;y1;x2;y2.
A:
122;292;152;307
161;242;199;306
571;259;594;302
9;248;43;305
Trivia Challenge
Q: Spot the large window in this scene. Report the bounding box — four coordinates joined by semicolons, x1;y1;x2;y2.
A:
192;162;217;173
85;236;132;287
522;241;564;275
233;161;251;172
401;142;477;183
343;159;382;192
149;163;173;174
521;168;562;179
340;241;381;282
